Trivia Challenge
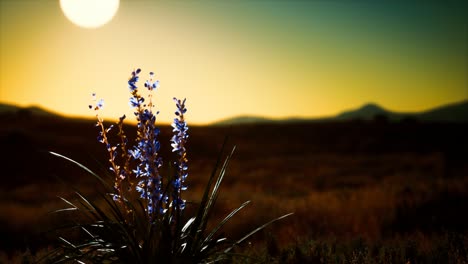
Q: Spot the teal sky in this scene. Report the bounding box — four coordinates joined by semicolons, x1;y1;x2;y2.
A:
0;0;467;124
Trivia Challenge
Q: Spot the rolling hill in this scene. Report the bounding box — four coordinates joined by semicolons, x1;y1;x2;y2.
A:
1;100;467;125
215;100;468;125
0;103;61;118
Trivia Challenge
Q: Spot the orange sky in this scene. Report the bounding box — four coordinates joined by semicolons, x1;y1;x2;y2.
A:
1;1;467;124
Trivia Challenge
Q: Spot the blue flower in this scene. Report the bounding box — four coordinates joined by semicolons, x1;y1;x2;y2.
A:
173;178;182;189
171;97;189;213
172;198;186;210
129;148;142;160
97;132;104;143
91;69;193;221
128;80;138;91
136;184;146;199
140;109;154;122
129;96;144;108
111;194;120;202
152;80;159;90
128;69;141;91
90;97;105;110
172;118;188;133
144;79;159;91
97;99;104;109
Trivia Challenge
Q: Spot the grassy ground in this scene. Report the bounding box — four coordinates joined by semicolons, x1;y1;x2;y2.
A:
1;113;467;262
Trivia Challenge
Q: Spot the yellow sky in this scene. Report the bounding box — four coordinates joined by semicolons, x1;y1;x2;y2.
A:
1;1;467;124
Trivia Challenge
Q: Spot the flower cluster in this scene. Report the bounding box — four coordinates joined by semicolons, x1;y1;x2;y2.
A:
171;98;189;212
51;67;291;263
91;69;188;221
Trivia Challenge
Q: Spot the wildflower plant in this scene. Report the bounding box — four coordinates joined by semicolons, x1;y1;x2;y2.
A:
44;69;292;263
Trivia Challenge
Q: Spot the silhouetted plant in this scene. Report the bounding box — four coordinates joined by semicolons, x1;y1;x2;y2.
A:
42;69;292;263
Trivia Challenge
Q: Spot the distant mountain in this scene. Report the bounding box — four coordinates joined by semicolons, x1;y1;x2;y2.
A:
338;100;468;122
214;100;468;125
418;100;468;122
214;115;276;125
2;100;467;125
0;103;61;118
0;103;19;113
335;103;402;121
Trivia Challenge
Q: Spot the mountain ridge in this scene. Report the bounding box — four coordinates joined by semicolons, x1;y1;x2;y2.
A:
1;100;467;125
0;103;62;118
214;100;468;125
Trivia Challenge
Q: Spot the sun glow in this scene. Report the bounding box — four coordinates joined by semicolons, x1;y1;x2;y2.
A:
59;0;119;28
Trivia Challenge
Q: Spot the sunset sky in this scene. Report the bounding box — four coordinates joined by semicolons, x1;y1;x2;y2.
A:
1;0;467;124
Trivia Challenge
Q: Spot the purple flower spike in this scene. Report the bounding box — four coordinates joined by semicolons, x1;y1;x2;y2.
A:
128;69;141;92
171;97;189;213
90;68;190;223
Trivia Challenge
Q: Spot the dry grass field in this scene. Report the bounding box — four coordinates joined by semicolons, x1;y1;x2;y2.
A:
1;112;467;262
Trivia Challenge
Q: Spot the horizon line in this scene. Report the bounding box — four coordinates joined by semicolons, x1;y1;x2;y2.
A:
1;98;467;125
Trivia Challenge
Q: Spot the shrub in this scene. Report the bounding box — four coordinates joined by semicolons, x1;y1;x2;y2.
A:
42;69;291;263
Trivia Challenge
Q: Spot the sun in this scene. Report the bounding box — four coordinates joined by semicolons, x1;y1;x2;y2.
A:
60;0;119;29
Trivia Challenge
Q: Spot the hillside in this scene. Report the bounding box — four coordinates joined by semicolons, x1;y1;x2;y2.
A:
215;100;468;125
0;103;62;118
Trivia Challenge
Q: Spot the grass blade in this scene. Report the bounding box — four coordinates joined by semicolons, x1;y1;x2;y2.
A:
202;200;251;248
186;137;229;252
199;146;236;238
224;212;294;253
49;151;113;190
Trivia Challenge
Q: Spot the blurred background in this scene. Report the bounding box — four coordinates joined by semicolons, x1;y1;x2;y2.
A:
1;0;467;124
